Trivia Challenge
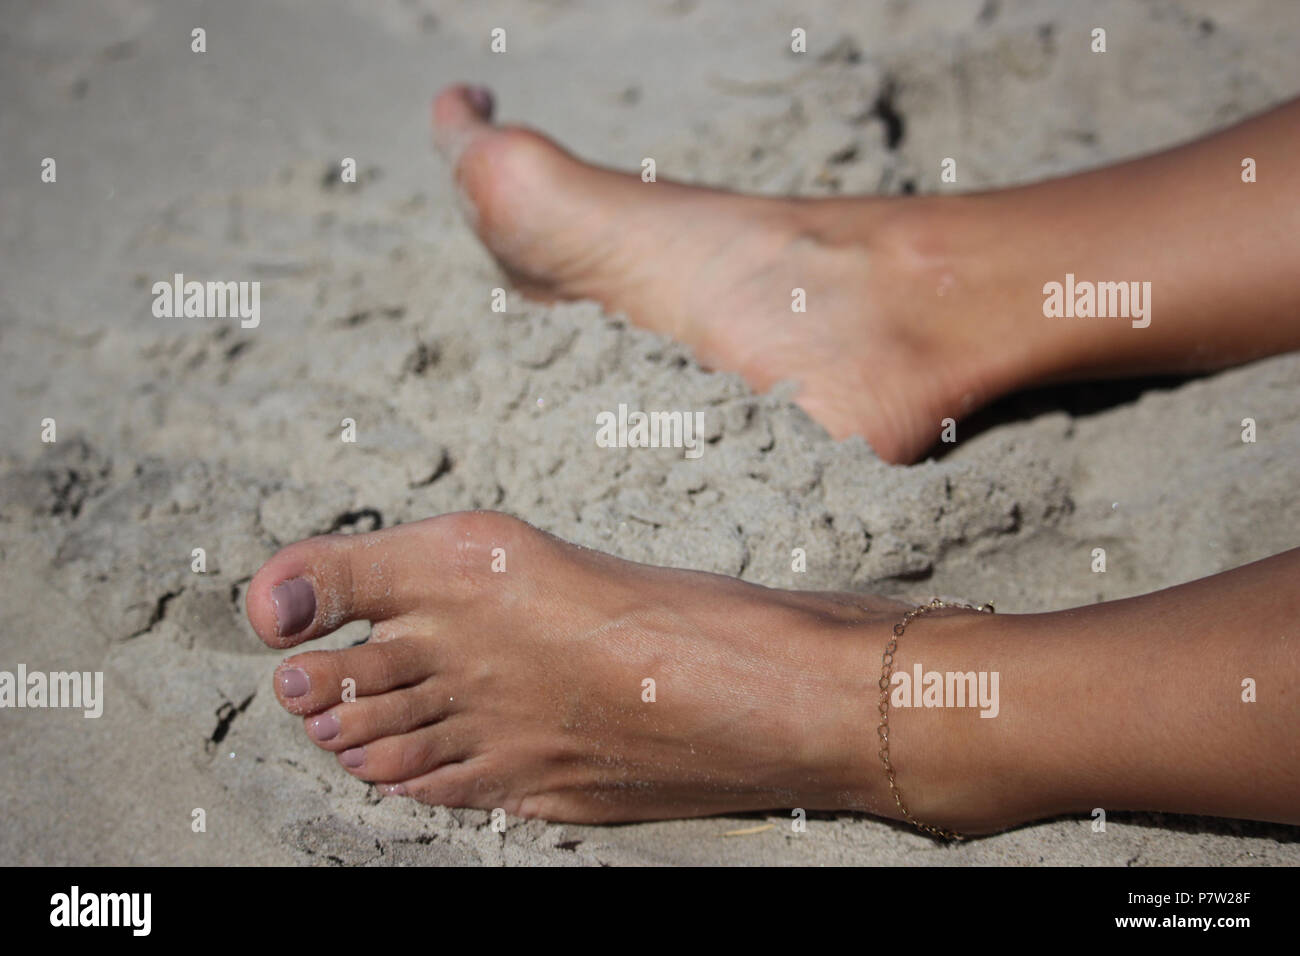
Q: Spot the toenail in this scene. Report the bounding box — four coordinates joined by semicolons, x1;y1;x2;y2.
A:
279;667;310;698
309;713;340;741
380;783;406;797
340;747;365;768
271;578;316;636
465;85;494;119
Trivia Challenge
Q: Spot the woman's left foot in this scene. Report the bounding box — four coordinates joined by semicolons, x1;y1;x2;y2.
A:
433;84;1026;464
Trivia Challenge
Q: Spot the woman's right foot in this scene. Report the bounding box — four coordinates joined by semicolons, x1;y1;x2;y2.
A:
433;84;1036;464
247;510;1034;832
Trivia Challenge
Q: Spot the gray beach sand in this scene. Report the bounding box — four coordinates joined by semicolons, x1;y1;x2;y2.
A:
1;0;1297;865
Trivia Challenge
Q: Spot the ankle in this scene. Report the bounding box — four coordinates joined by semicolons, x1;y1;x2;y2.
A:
863;606;1060;835
878;196;1071;404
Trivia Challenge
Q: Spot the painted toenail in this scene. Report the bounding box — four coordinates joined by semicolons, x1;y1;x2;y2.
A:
340;747;365;768
279;667;310;698
465;85;494;119
271;578;316;636
380;783;406;797
309;713;340;741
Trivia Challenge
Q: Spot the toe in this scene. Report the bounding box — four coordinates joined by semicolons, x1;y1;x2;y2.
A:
302;677;452;751
247;512;536;649
381;761;486;807
274;636;435;716
451;126;574;250
431;85;579;259
248;529;408;648
434;84;494;129
337;721;472;783
248;527;425;650
432;84;496;163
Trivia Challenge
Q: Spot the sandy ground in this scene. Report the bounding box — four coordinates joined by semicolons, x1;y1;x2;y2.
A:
1;0;1298;865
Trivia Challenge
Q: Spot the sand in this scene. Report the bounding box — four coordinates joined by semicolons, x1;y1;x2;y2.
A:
1;0;1297;865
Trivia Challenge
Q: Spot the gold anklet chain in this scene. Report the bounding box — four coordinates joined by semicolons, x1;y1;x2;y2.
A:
878;597;995;842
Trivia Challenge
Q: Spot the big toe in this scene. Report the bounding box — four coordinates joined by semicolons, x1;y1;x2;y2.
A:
433;87;599;277
246;511;538;649
246;525;425;649
433;83;496;163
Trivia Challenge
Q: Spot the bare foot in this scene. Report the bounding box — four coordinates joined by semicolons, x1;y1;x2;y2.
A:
433;85;1028;464
246;512;1024;830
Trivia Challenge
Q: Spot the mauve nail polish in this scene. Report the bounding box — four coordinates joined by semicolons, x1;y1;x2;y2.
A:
340;748;365;768
465;85;494;119
271;578;315;636
279;666;310;698
309;713;340;741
